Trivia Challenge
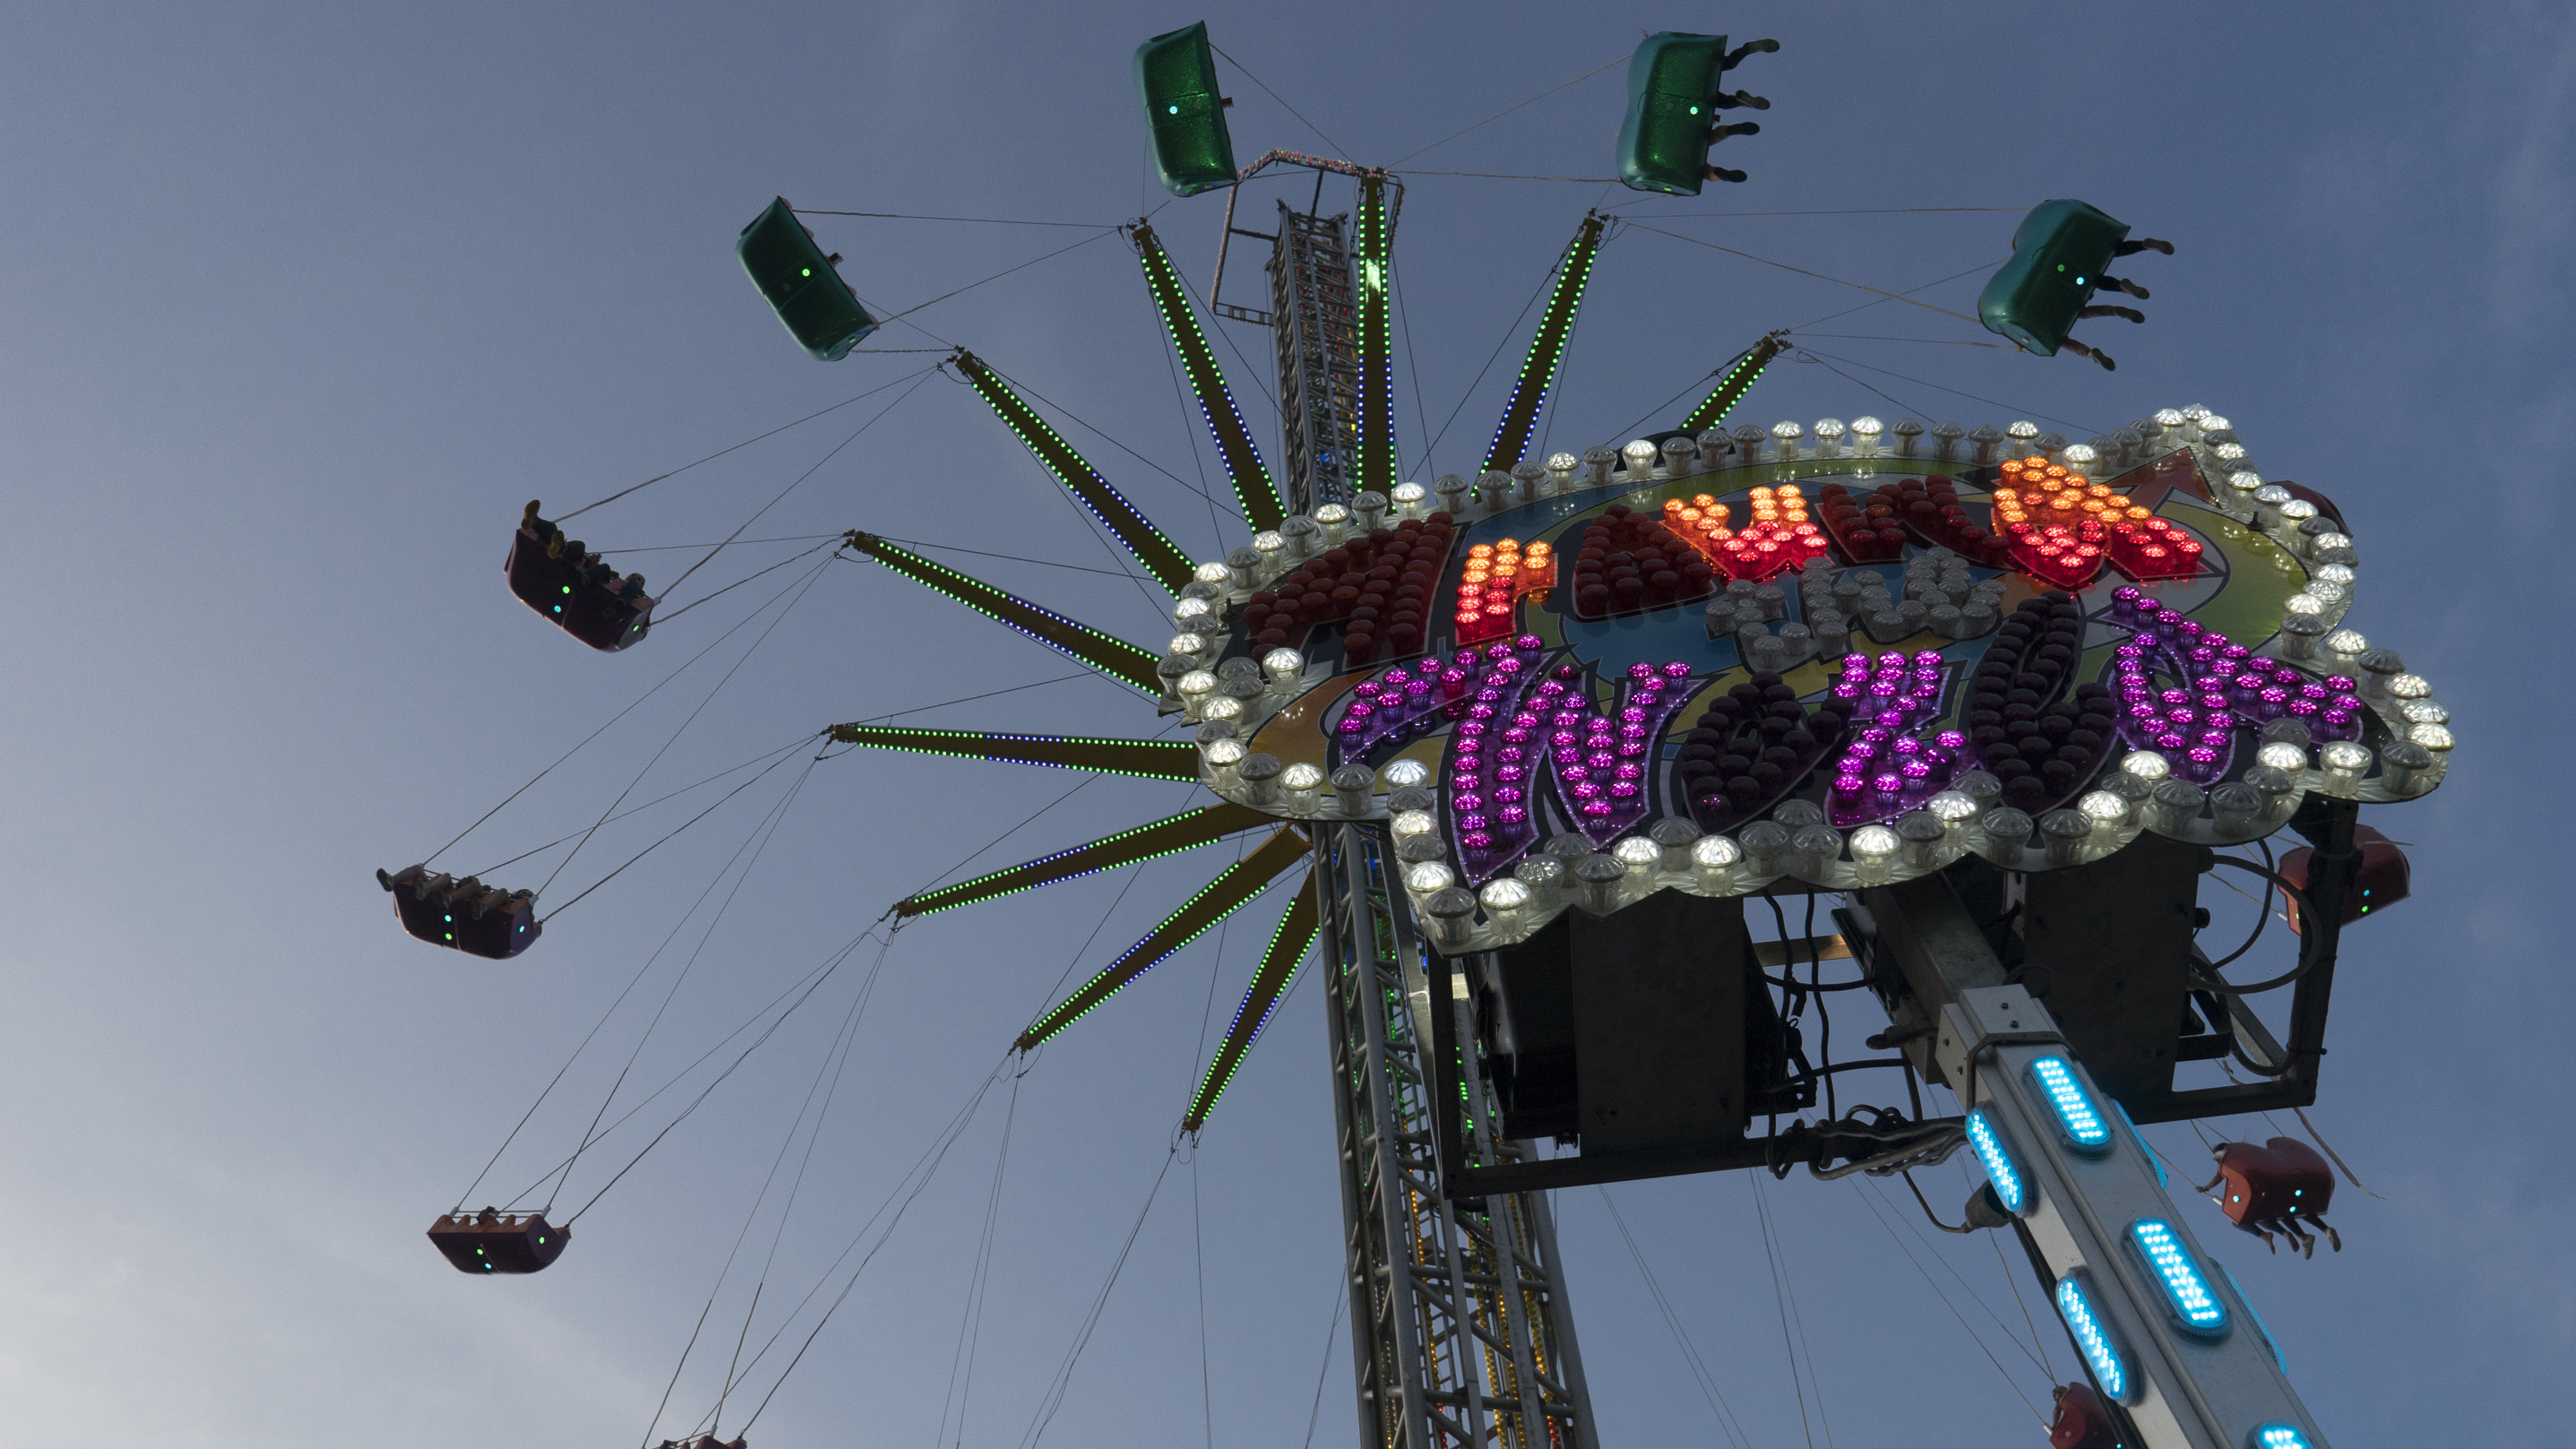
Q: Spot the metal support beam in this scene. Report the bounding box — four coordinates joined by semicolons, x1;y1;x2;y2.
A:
1269;203;1361;513
1350;172;1398;495
1481;212;1603;473
1315;824;1597;1449
1856;870;2338;1449
1678;331;1788;435
1129;220;1286;530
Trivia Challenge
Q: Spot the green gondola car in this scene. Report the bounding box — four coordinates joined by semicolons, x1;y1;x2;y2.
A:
1134;21;1236;198
1615;32;1773;196
737;196;878;361
1617;32;1730;196
1978;199;2131;357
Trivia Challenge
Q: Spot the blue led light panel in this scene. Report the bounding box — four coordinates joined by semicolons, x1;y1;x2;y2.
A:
2129;1219;2228;1338
2248;1425;2313;1449
2027;1055;2113;1153
1965;1108;2026;1214
2054;1272;2131;1403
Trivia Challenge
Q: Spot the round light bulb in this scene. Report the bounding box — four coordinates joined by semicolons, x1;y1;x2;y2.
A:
1202;696;1245;722
1613;837;1661;867
1691;835;1741;867
1281;762;1325;792
1849;824;1900;859
2077;791;2127;824
2121;751;2172;781
1204;738;1247;767
1382;758;1431;789
1177;670;1218;697
1479;878;1531;911
1390;809;1436;838
1927;790;1978;823
2256;742;2307;771
1405;861;1456;893
2390;674;2431;699
1194;561;1234;585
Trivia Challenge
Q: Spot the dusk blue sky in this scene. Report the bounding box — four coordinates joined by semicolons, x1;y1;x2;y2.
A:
0;4;2565;1445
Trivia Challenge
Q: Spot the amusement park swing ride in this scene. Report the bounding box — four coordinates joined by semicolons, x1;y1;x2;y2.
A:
381;24;2443;1449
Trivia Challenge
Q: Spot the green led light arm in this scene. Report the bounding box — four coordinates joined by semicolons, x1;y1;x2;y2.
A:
1481;211;1605;472
950;349;1197;596
1352;172;1398;495
1680;331;1789;434
1018;824;1311;1049
1181;871;1319;1131
1129;221;1284;531
894;801;1273;919
824;726;1199;781
843;530;1161;697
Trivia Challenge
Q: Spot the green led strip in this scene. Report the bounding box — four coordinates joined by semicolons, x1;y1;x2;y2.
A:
824;726;1199;781
845;531;1160;696
952;350;1197;596
1352;173;1398;495
1018;825;1311;1050
1131;223;1285;532
1482;211;1605;472
1680;331;1789;435
895;801;1272;918
1183;873;1320;1131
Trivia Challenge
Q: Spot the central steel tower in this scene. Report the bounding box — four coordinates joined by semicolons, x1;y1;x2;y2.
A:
1245;160;1601;1449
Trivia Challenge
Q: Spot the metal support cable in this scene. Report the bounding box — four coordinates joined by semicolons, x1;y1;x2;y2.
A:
659;371;931;603
557;367;939;522
1626;222;1986;324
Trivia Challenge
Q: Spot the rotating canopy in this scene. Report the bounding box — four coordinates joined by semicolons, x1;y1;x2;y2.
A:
1134;22;1236;197
737;197;879;360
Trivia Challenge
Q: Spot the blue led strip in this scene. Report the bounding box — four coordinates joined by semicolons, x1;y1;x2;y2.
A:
846;531;1162;695
2027;1054;2114;1154
951;350;1198;596
825;725;1198;781
2248;1424;2314;1449
1130;222;1285;531
1964;1108;2027;1214
1680;332;1789;434
2128;1219;2229;1338
894;802;1273;918
1351;172;1398;494
1184;874;1320;1131
2054;1271;2132;1404
1482;211;1604;472
1019;826;1311;1049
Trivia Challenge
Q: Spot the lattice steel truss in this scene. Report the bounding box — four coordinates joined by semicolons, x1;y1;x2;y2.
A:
1269;203;1362;512
1315;824;1599;1449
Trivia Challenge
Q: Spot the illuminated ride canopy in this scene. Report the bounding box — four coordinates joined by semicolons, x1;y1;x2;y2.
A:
1162;410;2448;952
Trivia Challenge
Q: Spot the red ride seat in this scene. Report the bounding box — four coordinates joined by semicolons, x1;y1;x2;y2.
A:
377;865;540;959
427;1209;570;1274
507;502;654;651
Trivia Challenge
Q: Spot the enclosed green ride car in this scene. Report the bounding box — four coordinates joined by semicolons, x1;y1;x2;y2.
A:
737;196;878;360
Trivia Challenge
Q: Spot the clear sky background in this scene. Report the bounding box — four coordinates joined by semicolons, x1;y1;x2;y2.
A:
0;3;2564;1445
